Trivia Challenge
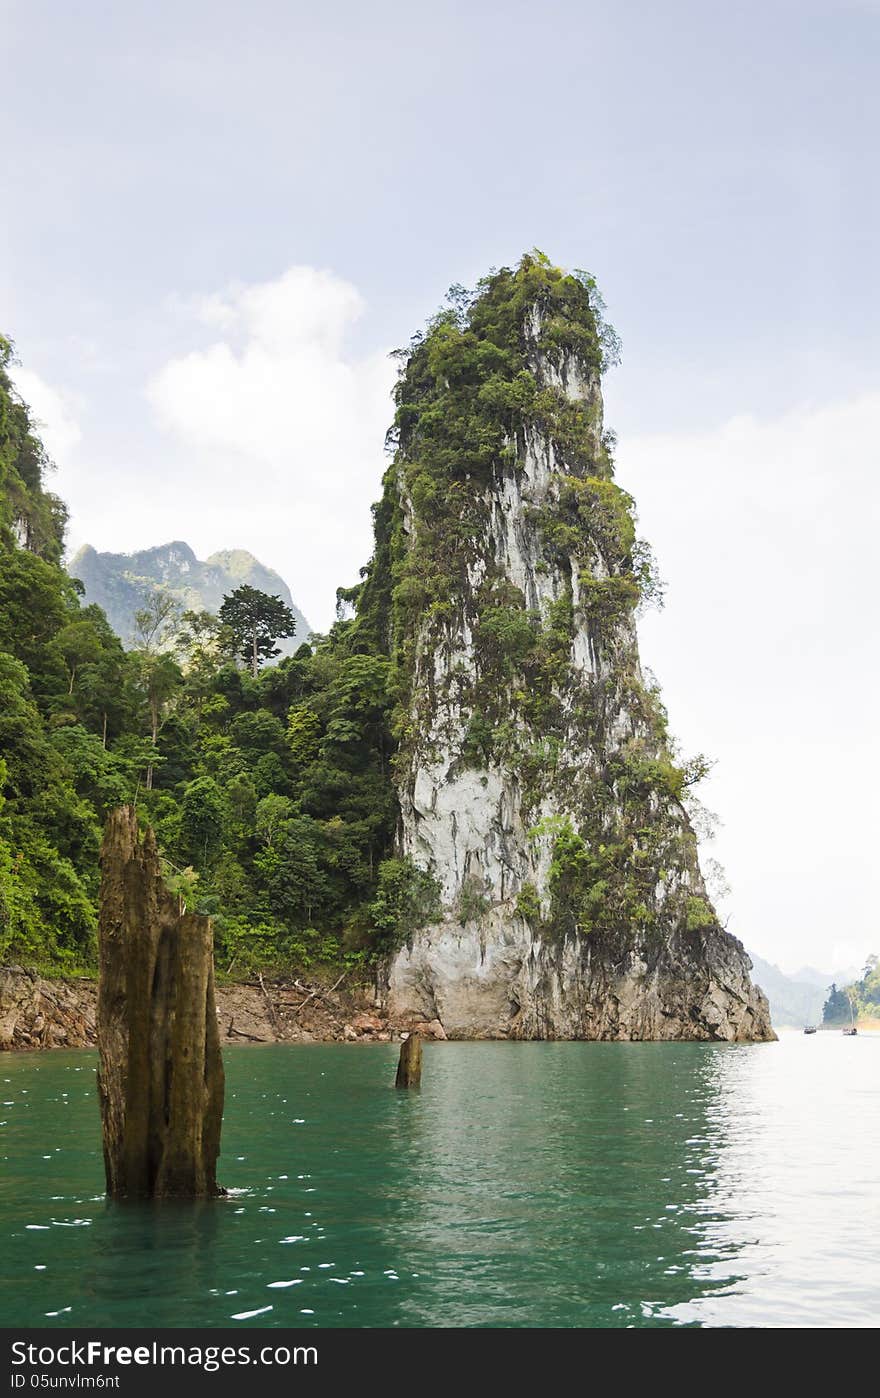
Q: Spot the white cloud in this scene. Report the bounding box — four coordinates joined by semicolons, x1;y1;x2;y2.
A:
11;366;82;464
146;265;397;630
620;393;880;972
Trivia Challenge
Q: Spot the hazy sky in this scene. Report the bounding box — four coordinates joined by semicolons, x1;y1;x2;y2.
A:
1;0;877;973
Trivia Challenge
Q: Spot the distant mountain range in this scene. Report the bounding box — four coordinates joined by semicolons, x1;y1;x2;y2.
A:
747;953;861;1028
68;541;311;655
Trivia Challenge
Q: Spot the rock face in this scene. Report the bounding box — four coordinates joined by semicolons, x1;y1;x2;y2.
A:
0;970;414;1050
376;255;773;1042
0;967;97;1050
388;910;772;1041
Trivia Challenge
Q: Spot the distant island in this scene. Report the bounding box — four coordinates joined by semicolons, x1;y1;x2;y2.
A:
748;954;860;1028
68;541;310;654
822;956;879;1028
747;952;879;1029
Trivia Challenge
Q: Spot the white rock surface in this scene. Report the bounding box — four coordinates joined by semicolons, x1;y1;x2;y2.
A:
387;907;773;1042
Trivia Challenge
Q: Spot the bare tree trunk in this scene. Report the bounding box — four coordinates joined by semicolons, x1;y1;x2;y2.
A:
146;698;159;791
395;1032;422;1088
96;805;224;1199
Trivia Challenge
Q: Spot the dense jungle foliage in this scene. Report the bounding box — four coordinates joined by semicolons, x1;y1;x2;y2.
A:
0;330;401;972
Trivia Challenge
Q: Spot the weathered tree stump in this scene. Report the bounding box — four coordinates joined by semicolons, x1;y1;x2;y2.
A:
395;1032;422;1088
96;806;224;1199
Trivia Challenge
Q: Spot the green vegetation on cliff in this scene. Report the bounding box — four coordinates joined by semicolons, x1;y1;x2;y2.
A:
352;253;638;760
363;252;709;950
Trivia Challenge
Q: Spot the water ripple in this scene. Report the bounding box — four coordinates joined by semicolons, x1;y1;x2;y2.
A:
0;1036;877;1327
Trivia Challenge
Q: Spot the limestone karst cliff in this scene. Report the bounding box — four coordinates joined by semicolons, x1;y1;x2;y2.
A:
355;253;774;1042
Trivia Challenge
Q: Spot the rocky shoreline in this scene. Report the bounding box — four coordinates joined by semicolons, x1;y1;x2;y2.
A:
0;965;447;1052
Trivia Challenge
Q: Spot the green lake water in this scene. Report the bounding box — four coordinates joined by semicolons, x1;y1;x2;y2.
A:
1;1034;877;1328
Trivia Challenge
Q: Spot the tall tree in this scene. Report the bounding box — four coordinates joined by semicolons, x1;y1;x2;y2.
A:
136;652;182;790
130;591;183;790
54;619;102;694
133;589;181;653
218;585;296;677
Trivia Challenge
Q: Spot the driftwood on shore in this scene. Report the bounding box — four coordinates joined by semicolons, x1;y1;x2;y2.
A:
96;805;224;1199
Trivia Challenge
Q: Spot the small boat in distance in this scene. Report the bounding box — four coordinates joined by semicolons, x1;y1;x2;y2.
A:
804;1025;818;1035
843;1026;858;1036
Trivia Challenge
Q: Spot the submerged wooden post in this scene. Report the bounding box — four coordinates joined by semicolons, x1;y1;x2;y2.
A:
96;805;224;1199
395;1031;422;1088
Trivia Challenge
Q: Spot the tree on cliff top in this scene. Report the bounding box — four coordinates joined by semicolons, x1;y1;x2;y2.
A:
219;584;296;677
0;335;67;563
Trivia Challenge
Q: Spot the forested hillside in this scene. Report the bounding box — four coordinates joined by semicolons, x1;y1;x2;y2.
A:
0;333;398;974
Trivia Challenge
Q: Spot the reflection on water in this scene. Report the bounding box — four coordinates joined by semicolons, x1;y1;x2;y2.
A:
385;1041;747;1327
662;1036;880;1326
0;1035;877;1327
